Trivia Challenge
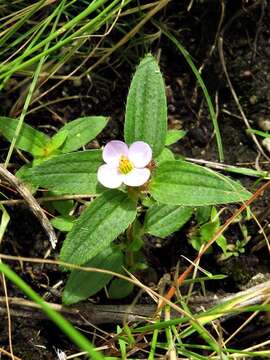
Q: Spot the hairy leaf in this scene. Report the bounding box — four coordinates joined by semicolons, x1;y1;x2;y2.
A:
51;216;74;232
34;130;68;158
60;190;137;266
21;150;102;194
108;278;134;299
145;204;193;238
155;147;175;165
150;161;251;206
59;116;109;153
0;117;49;155
63;247;123;305
165;129;186;145
124;54;167;156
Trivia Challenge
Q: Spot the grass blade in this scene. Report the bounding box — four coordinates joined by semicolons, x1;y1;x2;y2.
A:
0;261;104;359
157;25;224;162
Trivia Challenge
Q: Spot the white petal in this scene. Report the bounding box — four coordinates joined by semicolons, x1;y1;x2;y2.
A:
103;140;129;166
128;141;152;168
123;168;150;187
97;164;123;189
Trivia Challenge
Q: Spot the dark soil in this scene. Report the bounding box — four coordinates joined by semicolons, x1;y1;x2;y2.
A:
1;1;270;358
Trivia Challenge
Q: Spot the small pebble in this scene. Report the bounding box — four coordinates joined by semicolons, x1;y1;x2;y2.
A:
73;78;82;87
258;117;270;131
262;138;270;153
249;95;257;105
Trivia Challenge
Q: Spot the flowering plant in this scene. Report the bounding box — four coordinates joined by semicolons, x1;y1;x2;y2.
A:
12;54;251;304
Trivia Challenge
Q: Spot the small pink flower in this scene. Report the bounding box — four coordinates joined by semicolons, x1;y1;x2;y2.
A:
97;140;152;189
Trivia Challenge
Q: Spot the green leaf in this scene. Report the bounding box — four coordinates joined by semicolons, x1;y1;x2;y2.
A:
15;164;39;193
155;147;175;165
124;54;167;157
51;199;74;216
59;116;109;153
200;221;218;244
60;190;137;266
195;206;212;225
190;234;206;252
117;326;127;359
46;191;74;216
165;129;186;145
48;130;68;153
20;150;102;195
141;196;157;208
204;207;227;253
0;117;49;156
145;204;193;238
190;207;227;252
34;130;68;158
16;163;33;179
150;161;252;206
63;247;123;305
216;234;227;253
108;278;134;299
51;216;74;232
246;128;270;139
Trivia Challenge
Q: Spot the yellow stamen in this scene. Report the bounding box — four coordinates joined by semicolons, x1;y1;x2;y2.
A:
118;155;133;174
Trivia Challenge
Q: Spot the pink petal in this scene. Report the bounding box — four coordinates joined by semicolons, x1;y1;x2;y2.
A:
97;164;123;189
123;168;150;187
128;141;152;168
103;140;129;166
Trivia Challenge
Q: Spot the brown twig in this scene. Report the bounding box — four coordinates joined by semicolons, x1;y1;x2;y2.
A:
0;279;269;325
0;347;21;360
0;275;14;360
185;157;269;178
0;194;95;206
0;165;57;248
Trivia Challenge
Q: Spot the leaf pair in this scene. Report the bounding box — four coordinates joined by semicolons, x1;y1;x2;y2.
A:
61;190;137;304
0;116;108;158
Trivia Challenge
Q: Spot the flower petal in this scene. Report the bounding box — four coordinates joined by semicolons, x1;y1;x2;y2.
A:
128;141;152;168
103;140;129;166
97;164;123;189
123;168;150;187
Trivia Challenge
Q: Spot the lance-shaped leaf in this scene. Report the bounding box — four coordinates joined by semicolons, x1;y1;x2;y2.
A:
165;129;186;145
0;117;49;155
150;161;252;206
51;216;74;232
155;147;175;165
145;204;193;238
34;130;68;158
60;190;137;266
108;278;134;299
124;54;167;157
21;150;102;194
58;116;109;153
63;247;123;305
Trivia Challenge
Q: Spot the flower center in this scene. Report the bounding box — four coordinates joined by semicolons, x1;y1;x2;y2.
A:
118;155;134;174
